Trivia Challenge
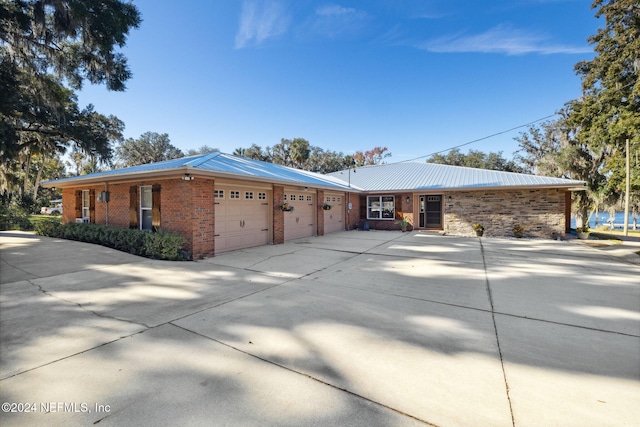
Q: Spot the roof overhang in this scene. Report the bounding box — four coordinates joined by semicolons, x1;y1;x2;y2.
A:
42;166;363;192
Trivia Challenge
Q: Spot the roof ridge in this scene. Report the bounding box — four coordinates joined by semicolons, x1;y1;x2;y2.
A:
186;151;222;168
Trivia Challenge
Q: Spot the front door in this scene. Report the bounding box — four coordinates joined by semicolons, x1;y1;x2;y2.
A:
419;195;443;229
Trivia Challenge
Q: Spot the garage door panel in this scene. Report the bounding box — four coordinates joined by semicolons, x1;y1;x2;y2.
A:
284;191;315;241
324;193;344;234
215;187;271;253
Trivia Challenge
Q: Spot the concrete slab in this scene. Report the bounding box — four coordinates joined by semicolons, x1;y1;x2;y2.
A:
496;315;640;427
0;279;144;379
204;246;359;278
31;261;286;328
0;324;426;427
0;231;144;284
174;281;513;426
305;252;492;311
481;238;640;335
1;230;639;426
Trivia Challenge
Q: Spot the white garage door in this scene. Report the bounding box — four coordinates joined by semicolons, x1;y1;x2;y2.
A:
323;193;344;234
215;187;270;253
284;191;315;241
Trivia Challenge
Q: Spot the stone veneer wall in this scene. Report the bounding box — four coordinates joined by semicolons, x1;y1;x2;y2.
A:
444;188;566;238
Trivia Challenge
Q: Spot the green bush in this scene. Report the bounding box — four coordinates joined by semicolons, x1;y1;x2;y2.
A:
0;192;34;231
34;222;189;261
34;218;63;236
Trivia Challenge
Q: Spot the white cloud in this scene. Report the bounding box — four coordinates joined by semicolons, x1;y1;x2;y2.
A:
235;1;290;49
311;4;370;39
420;24;591;55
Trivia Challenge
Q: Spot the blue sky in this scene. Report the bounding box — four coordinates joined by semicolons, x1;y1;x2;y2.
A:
77;0;601;163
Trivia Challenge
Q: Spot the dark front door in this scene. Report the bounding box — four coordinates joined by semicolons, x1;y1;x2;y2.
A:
419;195;443;229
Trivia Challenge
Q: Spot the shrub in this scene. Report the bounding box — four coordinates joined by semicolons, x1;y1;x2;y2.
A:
34;222;189;261
0;192;34;231
34;218;63;236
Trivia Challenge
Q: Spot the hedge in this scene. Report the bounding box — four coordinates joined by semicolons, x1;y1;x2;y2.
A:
35;220;189;261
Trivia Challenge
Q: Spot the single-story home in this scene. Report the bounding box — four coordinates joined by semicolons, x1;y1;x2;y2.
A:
43;152;585;258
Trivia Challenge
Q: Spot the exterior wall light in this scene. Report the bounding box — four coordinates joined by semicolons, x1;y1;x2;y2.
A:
182;174;194;181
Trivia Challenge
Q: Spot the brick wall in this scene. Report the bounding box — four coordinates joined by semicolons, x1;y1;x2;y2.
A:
60;178;216;259
273;185;284;244
444;188;566;238
345;192;360;230
316;189;325;236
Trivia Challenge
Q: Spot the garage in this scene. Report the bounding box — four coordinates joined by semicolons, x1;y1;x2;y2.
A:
214;184;271;253
323;192;344;234
283;189;315;241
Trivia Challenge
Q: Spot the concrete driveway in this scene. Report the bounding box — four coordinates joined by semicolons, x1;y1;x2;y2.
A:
1;230;639;426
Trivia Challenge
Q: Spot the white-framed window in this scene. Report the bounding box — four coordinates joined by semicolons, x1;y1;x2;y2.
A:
82;190;90;219
245;191;254;200
326;196;331;202
367;196;395;220
230;191;240;199
258;192;267;200
140;186;153;231
283;194;288;201
214;189;224;199
306;195;312;201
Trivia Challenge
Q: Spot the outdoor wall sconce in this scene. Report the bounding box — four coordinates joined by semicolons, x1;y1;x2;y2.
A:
182;174;194;181
406;197;410;203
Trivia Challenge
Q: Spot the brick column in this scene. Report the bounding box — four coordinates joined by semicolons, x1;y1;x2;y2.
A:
317;189;325;236
273;185;284;244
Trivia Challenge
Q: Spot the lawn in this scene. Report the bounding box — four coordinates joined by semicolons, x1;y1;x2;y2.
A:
29;214;61;227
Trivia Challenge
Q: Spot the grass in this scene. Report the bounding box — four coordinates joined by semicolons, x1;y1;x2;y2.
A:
591;228;640;238
29;214;61;227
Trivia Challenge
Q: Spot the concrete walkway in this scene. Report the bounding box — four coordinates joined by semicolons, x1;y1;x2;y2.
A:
1;230;638;426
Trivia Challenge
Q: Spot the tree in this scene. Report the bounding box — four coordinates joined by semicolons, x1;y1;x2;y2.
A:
353;146;391;166
115;132;184;167
427;148;525;172
0;0;140;192
186;145;219;156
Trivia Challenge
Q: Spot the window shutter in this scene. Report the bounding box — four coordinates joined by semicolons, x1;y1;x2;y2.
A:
89;189;96;223
75;191;82;218
129;186;138;229
152;184;161;231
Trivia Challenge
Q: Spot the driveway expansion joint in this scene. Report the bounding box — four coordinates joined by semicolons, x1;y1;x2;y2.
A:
479;239;516;427
25;279;151;329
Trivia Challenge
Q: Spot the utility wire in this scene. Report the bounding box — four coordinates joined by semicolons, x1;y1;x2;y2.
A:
396;113;559;164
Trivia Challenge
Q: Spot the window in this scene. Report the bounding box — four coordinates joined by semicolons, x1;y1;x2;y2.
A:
140;186;153;230
245;191;254;200
367;196;395;220
258;192;267;200
82;190;90;219
214;189;224;199
307;195;312;201
283;194;288;201
230;191;240;199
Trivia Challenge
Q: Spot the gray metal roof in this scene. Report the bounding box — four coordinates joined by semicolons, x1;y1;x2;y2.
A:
44;152;355;190
327;162;586;192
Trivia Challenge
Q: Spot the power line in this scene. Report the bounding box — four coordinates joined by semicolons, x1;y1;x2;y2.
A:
395;113;559;164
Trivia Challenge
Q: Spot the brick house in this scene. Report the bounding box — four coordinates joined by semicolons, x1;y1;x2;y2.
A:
43;152;585;258
328;162;585;238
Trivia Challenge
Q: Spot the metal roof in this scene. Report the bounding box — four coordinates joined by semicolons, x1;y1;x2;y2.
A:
43;152;356;191
327;162;586;192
